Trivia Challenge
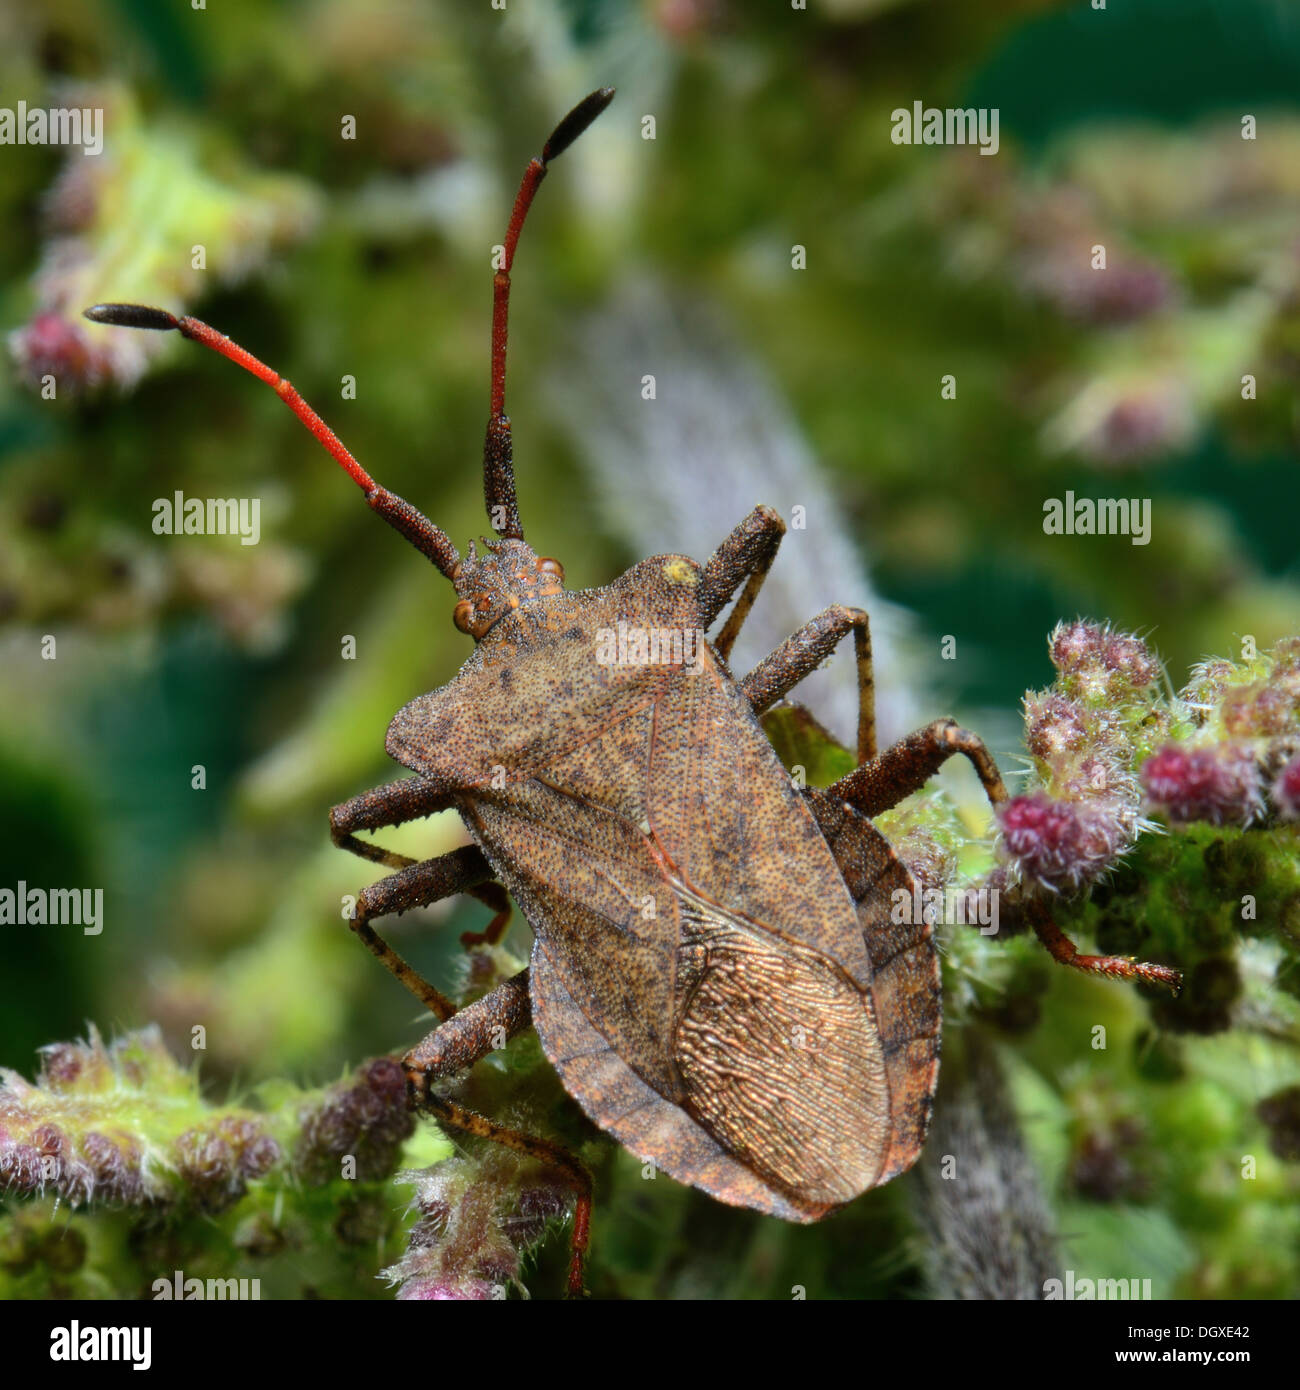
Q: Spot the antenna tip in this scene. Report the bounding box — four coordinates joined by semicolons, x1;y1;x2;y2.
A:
83;304;180;331
542;87;617;163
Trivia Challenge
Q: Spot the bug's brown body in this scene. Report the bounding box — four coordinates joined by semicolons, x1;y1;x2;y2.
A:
85;87;1180;1294
386;551;930;1218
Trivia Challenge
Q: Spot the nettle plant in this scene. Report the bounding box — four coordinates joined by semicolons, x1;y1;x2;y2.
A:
1;91;1297;1300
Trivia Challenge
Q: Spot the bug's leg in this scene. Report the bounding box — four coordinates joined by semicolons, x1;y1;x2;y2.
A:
348;846;499;1022
331;778;502;1020
697;505;787;661
457;880;513;948
484;88;616;542
1026;905;1181;991
831;718;1007;817
421;1096;593;1298
330;774;458;870
404;974;594;1298
738;624;998;825
828;723;1181;992
741;603;876;763
404;969;533;1075
332;776;508;941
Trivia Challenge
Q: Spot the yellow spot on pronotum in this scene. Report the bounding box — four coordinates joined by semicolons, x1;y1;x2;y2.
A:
662;558;697;587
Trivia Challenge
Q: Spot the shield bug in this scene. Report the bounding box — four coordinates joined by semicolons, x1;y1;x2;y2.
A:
85;88;1180;1297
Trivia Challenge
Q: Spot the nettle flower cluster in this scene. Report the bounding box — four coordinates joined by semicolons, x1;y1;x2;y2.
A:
384;1155;574;1300
0;1018;576;1299
9;87;317;395
0;1026;412;1214
998;622;1300;892
0;1028;275;1210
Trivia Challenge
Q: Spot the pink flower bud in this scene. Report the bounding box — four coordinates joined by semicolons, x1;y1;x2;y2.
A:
1141;744;1262;826
1025;693;1089;760
1271;754;1300;822
999;791;1128;890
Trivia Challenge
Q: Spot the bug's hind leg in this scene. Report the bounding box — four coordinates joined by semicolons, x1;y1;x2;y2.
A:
826;725;1178;990
741;629;1179;992
697;505;787;660
420;1095;593;1298
404;974;594;1298
331;777;504;1021
832;718;1008;818
1026;911;1180;990
336;787;587;1288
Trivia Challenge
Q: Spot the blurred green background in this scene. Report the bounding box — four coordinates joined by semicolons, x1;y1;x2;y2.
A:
1;0;1298;1298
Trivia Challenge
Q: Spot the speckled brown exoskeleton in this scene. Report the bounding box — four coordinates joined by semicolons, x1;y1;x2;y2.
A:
85;88;1180;1297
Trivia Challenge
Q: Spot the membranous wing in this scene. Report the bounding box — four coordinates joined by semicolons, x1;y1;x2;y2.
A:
671;883;890;1207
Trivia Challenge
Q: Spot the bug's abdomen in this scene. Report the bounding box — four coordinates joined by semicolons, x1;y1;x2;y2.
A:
674;902;890;1206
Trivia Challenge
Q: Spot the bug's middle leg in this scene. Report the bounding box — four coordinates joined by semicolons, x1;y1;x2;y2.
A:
736;608;993;804
741;603;876;764
738;618;1004;819
346;846;501;1022
403;973;594;1297
331;776;505;1021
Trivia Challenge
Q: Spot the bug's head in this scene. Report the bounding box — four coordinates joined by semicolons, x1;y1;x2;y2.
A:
451;538;565;640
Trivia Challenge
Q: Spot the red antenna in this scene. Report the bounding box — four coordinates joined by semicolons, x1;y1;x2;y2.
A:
484;87;615;542
83;88;616;575
80;305;462;579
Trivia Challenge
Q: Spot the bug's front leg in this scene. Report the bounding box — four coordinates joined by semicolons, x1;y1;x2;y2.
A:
331;774;458;869
697;504;787;660
404;973;594;1298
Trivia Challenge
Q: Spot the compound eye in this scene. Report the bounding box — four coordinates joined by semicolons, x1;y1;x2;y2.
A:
453;599;475;635
537;557;565;582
